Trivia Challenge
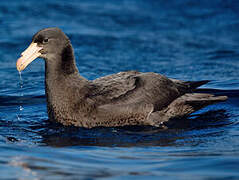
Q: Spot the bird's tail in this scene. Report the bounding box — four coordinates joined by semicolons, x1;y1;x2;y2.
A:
170;79;210;93
148;93;227;127
165;93;227;117
186;80;210;89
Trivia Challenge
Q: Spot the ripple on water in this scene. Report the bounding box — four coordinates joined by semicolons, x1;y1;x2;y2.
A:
0;0;239;179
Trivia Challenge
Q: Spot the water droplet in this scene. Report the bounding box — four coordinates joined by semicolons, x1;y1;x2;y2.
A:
17;72;24;120
19;71;23;90
19;106;24;111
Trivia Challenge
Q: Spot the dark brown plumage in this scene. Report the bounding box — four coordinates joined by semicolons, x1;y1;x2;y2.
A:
16;28;228;128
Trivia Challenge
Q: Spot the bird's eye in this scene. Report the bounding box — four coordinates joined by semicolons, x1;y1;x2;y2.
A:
43;38;48;43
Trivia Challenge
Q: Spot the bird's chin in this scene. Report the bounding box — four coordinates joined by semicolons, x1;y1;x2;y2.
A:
16;42;42;72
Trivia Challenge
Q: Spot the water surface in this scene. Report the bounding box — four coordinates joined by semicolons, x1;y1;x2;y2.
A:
0;0;239;179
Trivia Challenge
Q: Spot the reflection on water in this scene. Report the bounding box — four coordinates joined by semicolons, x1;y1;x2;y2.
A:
0;0;239;179
40;109;229;147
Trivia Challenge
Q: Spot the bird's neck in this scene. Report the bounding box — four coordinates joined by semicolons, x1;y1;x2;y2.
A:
45;43;79;77
44;43;89;121
44;42;88;96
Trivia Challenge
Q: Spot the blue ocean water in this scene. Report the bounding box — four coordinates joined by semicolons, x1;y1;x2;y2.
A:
0;0;239;179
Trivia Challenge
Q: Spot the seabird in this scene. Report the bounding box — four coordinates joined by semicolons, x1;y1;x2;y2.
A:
16;28;227;128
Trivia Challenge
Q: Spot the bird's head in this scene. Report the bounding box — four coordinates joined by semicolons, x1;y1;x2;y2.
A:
16;27;70;72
